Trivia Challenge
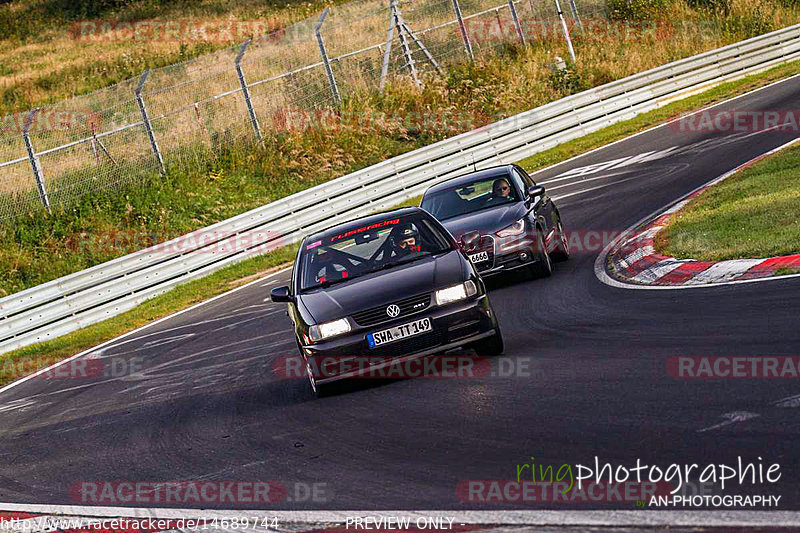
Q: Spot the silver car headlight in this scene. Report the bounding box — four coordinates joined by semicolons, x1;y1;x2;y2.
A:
434;280;478;306
309;318;351;342
495;218;526;238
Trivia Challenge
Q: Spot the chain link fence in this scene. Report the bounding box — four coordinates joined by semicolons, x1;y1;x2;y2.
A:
0;0;601;222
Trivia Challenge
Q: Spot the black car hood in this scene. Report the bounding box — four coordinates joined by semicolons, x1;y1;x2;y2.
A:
299;250;466;324
440;201;528;239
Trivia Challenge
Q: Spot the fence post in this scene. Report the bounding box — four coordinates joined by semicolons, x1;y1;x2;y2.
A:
568;0;584;33
135;69;166;175
235;39;263;141
553;0;576;63
379;1;396;92
508;0;526;45
451;0;474;61
21;108;51;213
401;20;443;75
315;8;342;107
393;2;421;86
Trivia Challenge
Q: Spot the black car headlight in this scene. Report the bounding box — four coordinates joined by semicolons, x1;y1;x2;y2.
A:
309;318;351;342
434;280;478;306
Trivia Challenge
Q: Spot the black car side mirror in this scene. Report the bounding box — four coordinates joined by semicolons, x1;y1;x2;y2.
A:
528;185;545;198
460;230;482;253
270;286;293;303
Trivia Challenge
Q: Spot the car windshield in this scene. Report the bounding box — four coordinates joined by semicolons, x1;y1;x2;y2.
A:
299;212;453;291
421;173;520;220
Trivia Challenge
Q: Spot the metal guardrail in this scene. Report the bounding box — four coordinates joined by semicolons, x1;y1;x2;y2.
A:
1;24;799;355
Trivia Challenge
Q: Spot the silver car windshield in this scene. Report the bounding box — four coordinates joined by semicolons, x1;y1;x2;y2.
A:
421;174;520;220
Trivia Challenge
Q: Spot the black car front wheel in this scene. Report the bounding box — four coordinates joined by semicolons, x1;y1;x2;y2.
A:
529;228;553;278
470;327;504;356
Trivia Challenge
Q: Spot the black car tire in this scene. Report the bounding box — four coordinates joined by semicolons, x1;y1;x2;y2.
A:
551;218;570;262
471;327;504;356
529;228;553;278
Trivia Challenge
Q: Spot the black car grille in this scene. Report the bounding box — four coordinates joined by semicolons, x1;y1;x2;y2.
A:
351;293;432;327
469;235;495;272
366;329;445;360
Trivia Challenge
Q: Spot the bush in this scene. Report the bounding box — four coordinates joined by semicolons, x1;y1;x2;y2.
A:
686;0;732;13
717;6;776;37
547;65;588;96
606;0;668;19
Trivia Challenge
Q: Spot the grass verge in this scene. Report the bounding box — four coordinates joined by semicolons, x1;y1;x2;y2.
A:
654;140;800;261
1;62;799;388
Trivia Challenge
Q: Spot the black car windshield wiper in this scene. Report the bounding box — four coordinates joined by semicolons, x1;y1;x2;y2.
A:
302;275;356;292
367;253;432;274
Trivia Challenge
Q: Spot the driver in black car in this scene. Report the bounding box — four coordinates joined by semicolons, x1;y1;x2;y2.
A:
389;224;422;259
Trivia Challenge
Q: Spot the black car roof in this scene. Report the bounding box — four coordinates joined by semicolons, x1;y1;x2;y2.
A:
304;206;426;244
422;165;513;196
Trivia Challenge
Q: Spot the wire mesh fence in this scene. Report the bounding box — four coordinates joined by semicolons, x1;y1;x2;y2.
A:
0;0;597;223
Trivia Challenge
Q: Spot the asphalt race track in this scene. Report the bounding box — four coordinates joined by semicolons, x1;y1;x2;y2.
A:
1;76;800;512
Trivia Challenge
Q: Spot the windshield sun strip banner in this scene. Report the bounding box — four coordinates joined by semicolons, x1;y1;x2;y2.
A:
329;218;400;243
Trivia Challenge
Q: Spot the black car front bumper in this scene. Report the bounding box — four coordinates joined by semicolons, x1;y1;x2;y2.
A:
300;295;498;385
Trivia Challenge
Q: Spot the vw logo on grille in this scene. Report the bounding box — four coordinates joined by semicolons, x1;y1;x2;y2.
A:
386;304;401;318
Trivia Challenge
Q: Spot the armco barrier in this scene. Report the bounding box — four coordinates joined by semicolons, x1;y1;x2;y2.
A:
1;25;799;354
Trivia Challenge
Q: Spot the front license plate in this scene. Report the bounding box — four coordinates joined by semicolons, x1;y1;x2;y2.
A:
469;251;489;263
367;317;432;348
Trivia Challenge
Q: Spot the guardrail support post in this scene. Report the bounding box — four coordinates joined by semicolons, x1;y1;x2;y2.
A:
236;40;263;141
553;0;576;63
508;0;526;45
22;108;51;213
451;0;474;61
315;8;342;107
135;69;166;175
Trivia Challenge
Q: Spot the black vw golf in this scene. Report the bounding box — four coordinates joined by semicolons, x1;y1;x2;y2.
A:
270;207;503;396
420;165;569;279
